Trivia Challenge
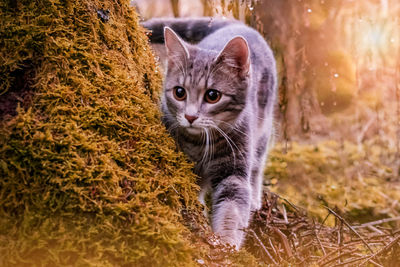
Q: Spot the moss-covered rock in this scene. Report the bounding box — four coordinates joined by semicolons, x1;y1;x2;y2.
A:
0;0;207;265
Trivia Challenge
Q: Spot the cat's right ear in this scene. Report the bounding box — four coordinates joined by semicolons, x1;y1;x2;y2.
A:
164;27;189;68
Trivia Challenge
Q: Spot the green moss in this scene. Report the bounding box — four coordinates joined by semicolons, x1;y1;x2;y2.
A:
0;0;208;265
266;140;400;226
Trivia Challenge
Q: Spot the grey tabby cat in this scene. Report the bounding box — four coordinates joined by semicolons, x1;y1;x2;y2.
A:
143;18;277;249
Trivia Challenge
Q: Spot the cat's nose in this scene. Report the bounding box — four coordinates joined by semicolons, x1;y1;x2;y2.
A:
184;114;198;124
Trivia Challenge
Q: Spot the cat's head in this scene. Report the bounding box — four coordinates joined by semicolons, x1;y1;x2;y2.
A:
162;27;250;136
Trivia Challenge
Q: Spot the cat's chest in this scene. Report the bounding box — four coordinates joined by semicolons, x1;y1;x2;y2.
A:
181;141;205;163
179;138;218;178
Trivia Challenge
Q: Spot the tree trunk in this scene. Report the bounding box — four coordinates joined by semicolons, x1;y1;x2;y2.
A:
170;0;180;17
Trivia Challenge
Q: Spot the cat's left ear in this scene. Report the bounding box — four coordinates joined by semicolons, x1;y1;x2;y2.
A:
215;36;250;77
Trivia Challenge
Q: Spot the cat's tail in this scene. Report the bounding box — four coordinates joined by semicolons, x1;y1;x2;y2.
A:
142;17;240;44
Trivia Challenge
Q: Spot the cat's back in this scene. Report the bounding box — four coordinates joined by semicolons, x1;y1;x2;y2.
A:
199;22;275;71
143;17;275;74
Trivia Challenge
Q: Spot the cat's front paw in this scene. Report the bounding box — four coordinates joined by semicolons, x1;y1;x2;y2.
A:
251;198;262;211
212;201;250;250
218;229;244;250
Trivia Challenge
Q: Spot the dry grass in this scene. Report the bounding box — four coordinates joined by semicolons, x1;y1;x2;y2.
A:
245;192;400;266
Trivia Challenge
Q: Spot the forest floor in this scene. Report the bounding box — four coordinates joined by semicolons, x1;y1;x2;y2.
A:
242;101;400;266
198;101;400;266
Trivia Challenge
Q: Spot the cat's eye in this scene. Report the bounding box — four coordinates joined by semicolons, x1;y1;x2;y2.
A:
173;86;187;101
204;89;221;104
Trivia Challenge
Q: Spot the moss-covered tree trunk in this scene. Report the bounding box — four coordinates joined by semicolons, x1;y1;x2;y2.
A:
0;0;208;265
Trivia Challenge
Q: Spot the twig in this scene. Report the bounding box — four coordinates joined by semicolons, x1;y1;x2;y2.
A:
354;216;400;229
291;222;308;232
317;242;360;265
272;227;293;258
268;237;282;262
331;255;370;267
282;204;288;224
358;235;400;266
266;195;276;222
279;196;299;212
313;219;326;255
337;220;343;265
350;233;393;242
368;259;385;267
367;225;384;235
271;219;289;225
325;206;374;254
332;255;383;267
321;212;331;228
249;229;278;265
322;248;358;266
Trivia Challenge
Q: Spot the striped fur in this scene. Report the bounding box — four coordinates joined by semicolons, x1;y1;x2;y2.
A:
143;18;277;249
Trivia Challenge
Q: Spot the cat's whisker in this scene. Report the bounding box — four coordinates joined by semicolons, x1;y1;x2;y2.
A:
213;119;250;138
202;128;209;164
215;126;237;167
166;122;178;133
202;120;242;163
216;125;246;161
206;129;211;165
208;128;214;166
199;128;205;151
208;127;215;164
199;121;216;161
167;122;180;133
212;125;248;169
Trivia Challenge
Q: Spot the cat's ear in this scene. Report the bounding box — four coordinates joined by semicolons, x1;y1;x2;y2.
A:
164;27;189;68
216;36;250;77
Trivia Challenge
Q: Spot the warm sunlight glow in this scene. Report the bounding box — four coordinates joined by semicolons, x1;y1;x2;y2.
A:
348;4;400;70
357;20;395;55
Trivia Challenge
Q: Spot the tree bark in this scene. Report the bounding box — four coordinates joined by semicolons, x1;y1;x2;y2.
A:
170;0;179;17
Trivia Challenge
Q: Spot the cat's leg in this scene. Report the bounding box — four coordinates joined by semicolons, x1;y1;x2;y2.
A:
250;135;269;211
211;176;251;249
250;167;263;211
198;181;211;219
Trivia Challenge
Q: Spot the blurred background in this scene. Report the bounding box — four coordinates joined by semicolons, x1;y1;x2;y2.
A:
134;0;400;224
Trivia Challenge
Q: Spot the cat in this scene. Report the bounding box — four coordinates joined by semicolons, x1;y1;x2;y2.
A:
143;17;277;249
